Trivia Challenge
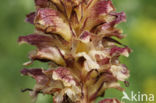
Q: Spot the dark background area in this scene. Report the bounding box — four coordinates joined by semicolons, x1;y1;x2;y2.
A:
0;0;156;103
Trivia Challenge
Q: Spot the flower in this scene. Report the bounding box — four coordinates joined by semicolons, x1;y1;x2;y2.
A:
19;0;131;103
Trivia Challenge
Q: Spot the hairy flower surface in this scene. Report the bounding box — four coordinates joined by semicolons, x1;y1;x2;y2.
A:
19;0;131;103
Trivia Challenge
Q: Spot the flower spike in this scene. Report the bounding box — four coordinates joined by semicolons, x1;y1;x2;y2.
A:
19;0;131;103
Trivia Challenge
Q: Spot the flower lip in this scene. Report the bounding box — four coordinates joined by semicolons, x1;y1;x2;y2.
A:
92;0;114;16
35;0;49;7
110;12;126;26
18;34;53;46
25;12;36;24
110;46;131;57
21;68;44;76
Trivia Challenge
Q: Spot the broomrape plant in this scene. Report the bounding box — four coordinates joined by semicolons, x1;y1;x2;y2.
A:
19;0;131;103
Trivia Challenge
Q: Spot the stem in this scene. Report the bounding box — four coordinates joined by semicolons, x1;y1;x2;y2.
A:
80;85;94;103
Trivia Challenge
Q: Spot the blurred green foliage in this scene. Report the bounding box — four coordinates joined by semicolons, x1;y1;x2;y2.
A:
0;0;156;103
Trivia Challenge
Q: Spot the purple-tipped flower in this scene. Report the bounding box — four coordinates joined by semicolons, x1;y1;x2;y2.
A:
19;0;131;103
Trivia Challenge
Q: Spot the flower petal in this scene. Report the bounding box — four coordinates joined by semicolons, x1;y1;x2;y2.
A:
81;0;115;31
31;47;65;65
79;31;91;43
21;68;64;99
21;68;49;84
96;23;124;39
34;8;72;41
110;46;131;57
110;64;130;81
18;34;66;65
35;0;49;7
18;34;53;47
52;0;82;19
52;67;81;102
89;0;114;16
110;12;126;26
52;67;77;86
88;70;121;101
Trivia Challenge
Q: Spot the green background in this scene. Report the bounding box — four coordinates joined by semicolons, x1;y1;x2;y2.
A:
0;0;156;103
